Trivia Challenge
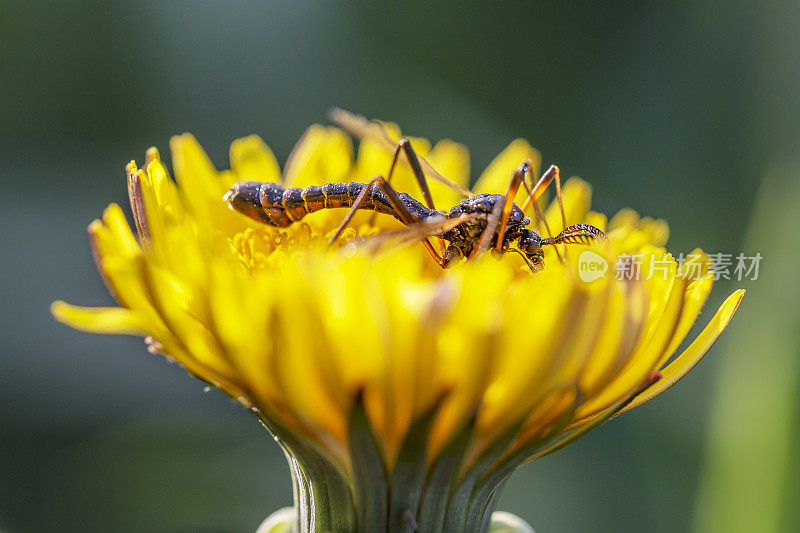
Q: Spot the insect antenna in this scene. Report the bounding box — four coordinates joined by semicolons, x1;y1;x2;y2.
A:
540;224;607;246
329;108;473;198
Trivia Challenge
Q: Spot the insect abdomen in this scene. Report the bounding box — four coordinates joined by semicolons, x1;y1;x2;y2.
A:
228;181;412;228
282;182;399;223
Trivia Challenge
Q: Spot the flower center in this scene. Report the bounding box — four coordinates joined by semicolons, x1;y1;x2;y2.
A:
228;222;384;273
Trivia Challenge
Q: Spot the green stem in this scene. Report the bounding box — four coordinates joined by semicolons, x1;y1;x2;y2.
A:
257;398;533;532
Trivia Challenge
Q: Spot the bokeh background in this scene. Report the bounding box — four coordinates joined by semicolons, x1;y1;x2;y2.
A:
2;1;799;532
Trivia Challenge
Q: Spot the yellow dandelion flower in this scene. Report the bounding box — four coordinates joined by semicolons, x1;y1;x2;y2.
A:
52;114;743;533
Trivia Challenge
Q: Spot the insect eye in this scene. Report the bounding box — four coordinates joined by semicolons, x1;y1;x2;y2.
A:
517;229;542;254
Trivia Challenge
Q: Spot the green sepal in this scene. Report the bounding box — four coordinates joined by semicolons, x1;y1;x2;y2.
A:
387;398;444;532
254;410;356;532
466;393;578;531
443;420;523;532
348;394;390;532
416;418;475;532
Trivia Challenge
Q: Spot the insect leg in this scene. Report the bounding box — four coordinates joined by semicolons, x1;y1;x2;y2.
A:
520;168;563;263
524;165;567;230
493;162;529;253
386;138;436;211
521;164;557;208
328;175;444;266
470;196;504;259
473;159;532;259
506;247;544;273
382;138;448;254
549;166;568;258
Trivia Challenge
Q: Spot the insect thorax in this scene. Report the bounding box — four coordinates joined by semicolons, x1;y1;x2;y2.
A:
443;194;529;254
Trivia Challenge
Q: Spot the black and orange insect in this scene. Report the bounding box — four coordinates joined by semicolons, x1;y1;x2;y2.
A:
224;110;605;272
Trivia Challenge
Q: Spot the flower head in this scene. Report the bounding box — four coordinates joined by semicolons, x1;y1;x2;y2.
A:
52;117;743;532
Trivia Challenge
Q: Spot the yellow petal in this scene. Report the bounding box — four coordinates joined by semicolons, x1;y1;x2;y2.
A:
356;136;431;191
270;269;348;444
584;211;607;232
143;261;242;383
137;167;173;266
606;208;671;252
507;384;579;454
98;255;173;342
101;203;141;257
230;135;281;183
478;270;575;433
51;301;146;335
209;264;280;405
146;158;182;215
677;248;711;281
639;217;670;247
426;139;470;209
172;133;258;237
575;252;682;419
617;288;745;415
283;125;353;188
608;208;640;232
428;260;513;457
473;139;541;202
543;177;592;233
579;282;628;396
474;266;609;456
171;133;219;196
653;273;714;369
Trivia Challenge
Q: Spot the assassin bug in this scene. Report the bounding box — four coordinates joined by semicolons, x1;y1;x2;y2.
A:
224;110;605;272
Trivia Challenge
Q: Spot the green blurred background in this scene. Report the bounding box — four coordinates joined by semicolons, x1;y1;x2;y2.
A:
2;1;798;531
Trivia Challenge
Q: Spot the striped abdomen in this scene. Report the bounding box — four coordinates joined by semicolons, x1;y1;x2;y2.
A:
225;181;435;228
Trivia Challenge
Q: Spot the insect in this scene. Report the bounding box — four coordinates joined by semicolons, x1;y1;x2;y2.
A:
224;110;605;272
